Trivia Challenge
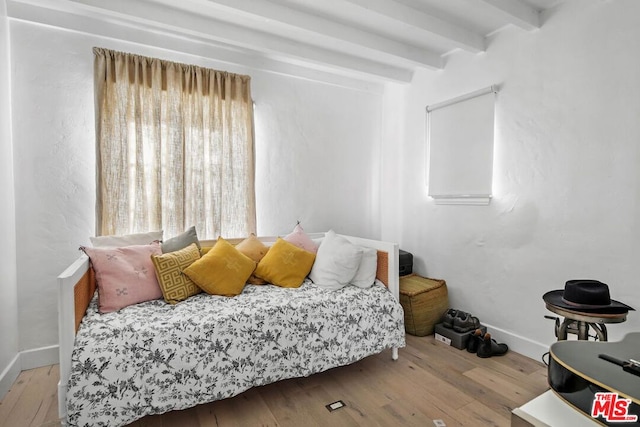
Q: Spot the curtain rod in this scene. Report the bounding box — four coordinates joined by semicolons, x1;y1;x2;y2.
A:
426;85;498;113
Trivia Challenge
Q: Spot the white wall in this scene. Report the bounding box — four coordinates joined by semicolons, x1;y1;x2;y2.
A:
9;20;383;352
387;0;640;359
254;75;382;237
0;0;20;398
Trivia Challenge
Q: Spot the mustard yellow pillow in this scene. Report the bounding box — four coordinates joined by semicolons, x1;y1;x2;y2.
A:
236;234;269;285
254;238;316;288
151;243;202;304
184;237;256;296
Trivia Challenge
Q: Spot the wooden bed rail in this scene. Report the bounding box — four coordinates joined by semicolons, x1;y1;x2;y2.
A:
57;254;91;425
57;233;399;424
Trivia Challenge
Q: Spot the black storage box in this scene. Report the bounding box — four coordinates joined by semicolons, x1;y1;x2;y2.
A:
399;250;413;276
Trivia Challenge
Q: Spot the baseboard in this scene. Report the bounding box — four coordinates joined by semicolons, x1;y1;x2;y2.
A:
0;353;21;401
0;345;60;401
482;323;550;364
20;345;59;370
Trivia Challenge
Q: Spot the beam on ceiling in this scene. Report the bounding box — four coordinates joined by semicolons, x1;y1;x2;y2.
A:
343;0;485;53
164;0;443;69
479;0;540;31
7;0;415;83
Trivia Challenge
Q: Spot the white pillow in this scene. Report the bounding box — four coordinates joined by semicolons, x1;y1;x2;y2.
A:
309;230;363;291
350;246;378;288
90;230;163;248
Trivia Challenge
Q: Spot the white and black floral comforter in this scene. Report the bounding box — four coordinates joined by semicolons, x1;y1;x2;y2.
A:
66;280;405;427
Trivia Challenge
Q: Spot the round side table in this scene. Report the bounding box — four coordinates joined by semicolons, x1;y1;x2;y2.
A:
544;303;627;341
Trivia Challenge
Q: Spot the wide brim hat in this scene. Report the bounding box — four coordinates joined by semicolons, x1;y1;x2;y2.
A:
543;279;634;314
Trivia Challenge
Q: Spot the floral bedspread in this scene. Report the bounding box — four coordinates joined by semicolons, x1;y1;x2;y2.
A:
66;280;405;427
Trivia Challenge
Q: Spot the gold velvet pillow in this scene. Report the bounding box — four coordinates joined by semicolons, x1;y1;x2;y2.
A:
235;234;269;285
184;237;256;296
151;243;202;304
254;238;316;288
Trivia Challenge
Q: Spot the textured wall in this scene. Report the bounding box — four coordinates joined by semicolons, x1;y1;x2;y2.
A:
387;0;640;359
9;21;383;351
253;74;382;237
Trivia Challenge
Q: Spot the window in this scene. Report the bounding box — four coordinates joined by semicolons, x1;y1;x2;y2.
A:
93;48;256;238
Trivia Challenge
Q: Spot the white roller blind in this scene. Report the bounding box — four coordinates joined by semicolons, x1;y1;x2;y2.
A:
426;86;496;205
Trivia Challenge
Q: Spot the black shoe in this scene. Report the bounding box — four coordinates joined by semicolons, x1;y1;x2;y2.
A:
466;329;483;353
453;313;480;333
477;333;508;358
442;309;460;329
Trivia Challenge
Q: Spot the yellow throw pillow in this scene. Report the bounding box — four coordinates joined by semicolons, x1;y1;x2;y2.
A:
151;243;202;304
254;238;316;288
235;234;269;285
184;237;256;296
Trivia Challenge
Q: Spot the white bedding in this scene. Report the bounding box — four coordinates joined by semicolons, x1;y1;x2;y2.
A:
66;280;405;427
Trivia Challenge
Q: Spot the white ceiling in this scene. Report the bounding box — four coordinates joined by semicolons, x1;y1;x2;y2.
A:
7;0;565;83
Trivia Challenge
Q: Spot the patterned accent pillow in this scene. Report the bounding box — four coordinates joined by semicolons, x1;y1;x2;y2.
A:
254;238;316;288
81;242;163;313
235;234;269;285
151;243;202;304
184;237;256;296
283;223;318;254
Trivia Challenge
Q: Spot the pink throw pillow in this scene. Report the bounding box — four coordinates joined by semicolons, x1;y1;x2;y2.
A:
283;223;318;254
81;242;163;313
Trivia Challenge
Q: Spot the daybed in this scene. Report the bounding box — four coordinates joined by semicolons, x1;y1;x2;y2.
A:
57;232;405;427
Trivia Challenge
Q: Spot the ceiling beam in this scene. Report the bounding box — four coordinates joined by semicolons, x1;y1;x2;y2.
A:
478;0;540;31
343;0;485;53
166;0;443;69
68;0;440;71
8;0;415;82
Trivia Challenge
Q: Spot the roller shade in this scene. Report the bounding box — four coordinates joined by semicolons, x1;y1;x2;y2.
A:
426;86;497;205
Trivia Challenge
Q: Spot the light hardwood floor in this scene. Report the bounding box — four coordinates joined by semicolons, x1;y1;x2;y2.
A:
0;335;548;427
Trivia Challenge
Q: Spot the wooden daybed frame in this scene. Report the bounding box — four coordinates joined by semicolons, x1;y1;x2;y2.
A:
56;232;400;424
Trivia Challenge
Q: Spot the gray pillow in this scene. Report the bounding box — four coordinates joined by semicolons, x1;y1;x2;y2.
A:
161;226;201;253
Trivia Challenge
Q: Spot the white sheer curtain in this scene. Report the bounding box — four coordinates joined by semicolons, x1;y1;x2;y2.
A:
93;48;256;239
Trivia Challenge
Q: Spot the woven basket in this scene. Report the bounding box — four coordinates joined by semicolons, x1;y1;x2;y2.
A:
399;274;449;336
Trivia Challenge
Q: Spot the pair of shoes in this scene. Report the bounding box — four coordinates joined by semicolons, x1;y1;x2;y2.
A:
466;329;509;357
476;332;509;358
441;309;481;333
453;312;480;333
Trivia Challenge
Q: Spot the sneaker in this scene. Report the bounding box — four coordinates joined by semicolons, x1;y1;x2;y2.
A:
441;309;460;329
453;313;480;333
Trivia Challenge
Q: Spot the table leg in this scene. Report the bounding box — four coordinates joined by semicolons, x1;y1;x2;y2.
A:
577;321;589;340
558;319;570;340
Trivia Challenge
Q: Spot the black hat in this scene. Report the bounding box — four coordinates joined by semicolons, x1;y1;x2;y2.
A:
543;280;634;314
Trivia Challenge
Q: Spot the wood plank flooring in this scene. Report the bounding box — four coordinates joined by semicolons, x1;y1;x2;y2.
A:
0;335;549;427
